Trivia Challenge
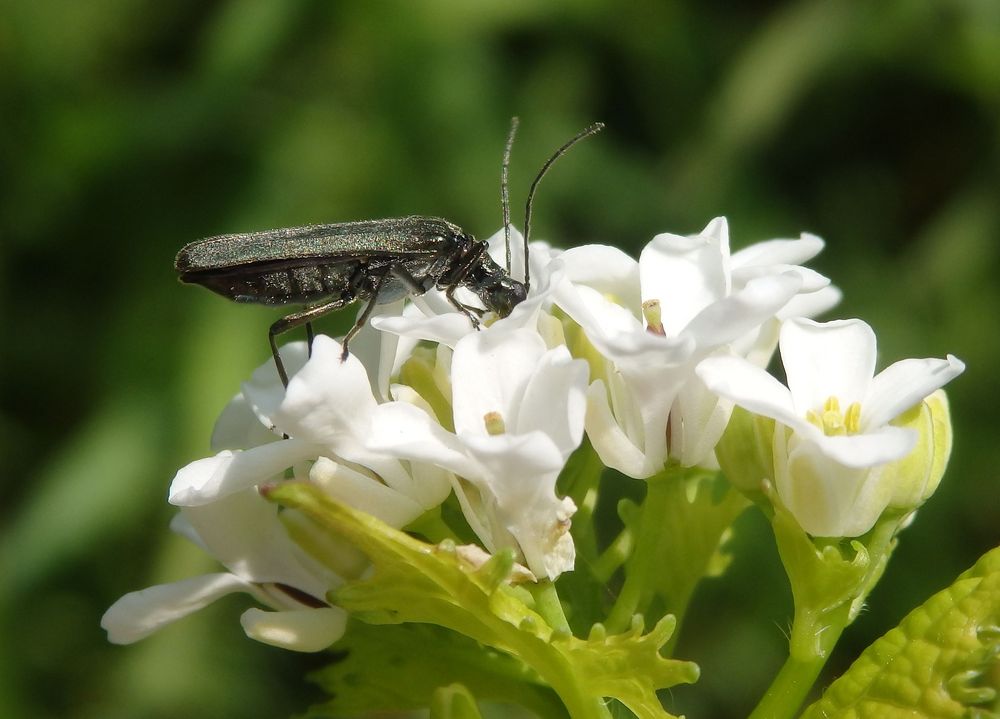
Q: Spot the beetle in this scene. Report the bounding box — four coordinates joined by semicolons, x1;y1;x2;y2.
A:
175;119;603;386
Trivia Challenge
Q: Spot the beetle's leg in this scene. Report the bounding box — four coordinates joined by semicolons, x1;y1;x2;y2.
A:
341;271;389;362
445;284;482;330
269;298;349;387
305;322;315;357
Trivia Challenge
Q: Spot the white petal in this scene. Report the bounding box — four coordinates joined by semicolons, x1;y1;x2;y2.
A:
169;440;319;506
371;311;474;348
640;218;730;336
344;299;406;402
462;431;567;480
777;437;893;537
240;607;347;652
368;402;479;479
181;488;337;598
555;276;641;336
102;573;252;644
811;425;917;468
683;272;802;349
781;318;876;414
460;433;576;579
514;346;589;459
584;380;658;478
669;368;734;468
732;263;829;294
272;336;414;490
560;244;640;309
731;233;825;268
210;393;281;451
777;284;842;320
310;456;427;528
484;225;529;284
696;356;804;429
271;335;377;443
555;280;693;364
240;342;310;428
864;355;965;428
451;328;545;437
732;317;782;368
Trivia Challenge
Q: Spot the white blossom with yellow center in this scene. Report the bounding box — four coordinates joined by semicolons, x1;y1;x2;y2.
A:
697;317;964;536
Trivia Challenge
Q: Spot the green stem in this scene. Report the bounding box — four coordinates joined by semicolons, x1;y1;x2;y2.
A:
591;526;634;583
747;620;845;719
604;470;676;633
559;439;604;561
530;580;570;634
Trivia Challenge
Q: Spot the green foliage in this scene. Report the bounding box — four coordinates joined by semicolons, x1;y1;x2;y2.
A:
801;544;1000;719
270;482;699;719
308;623;562;719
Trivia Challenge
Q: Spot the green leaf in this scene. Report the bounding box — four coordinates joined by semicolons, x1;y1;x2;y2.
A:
430;684;485;719
801;544;1000;719
306;623;562;718
268;482;699;719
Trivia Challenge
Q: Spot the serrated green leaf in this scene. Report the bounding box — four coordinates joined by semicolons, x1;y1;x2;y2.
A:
801;545;1000;719
268;482;700;719
305;623;562;718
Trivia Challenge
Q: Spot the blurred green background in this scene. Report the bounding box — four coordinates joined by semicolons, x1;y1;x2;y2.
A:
2;1;998;717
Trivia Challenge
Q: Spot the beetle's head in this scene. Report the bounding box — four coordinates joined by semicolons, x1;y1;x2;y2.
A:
479;274;528;318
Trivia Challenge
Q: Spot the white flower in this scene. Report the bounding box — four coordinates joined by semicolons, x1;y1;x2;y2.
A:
554;217;831;476
369;326;588;580
170;336;451;523
101;488;348;652
696;317;965;536
105;337;454;650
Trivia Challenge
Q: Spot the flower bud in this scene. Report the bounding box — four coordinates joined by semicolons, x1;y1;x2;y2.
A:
714;405;776;495
884;389;954;511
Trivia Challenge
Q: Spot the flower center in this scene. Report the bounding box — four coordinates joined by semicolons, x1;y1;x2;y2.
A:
483;411;506;435
806;396;862;436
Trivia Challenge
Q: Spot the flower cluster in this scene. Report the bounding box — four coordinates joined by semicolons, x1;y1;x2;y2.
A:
103;218;963;660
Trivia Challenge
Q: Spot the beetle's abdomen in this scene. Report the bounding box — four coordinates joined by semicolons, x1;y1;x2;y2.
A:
180;258;364;306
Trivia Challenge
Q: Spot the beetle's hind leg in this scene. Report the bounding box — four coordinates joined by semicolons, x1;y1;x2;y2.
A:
269;298;349;387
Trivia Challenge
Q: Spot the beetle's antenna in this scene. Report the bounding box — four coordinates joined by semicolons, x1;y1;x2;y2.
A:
501;116;519;276
523;121;604;290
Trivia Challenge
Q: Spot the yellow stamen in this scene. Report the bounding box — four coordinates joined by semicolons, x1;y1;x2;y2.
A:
642;299;665;336
484;411;506;436
807;396;864;436
844;402;862;434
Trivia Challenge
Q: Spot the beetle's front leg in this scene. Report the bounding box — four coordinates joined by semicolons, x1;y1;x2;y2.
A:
444;285;483;330
269;298;349;386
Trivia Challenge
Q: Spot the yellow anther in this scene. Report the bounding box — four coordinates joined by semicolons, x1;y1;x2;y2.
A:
806;396;863;436
845;402;862;434
484;411;506;436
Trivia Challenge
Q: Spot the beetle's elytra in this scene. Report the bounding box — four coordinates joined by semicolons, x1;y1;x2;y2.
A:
175;119;603;386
